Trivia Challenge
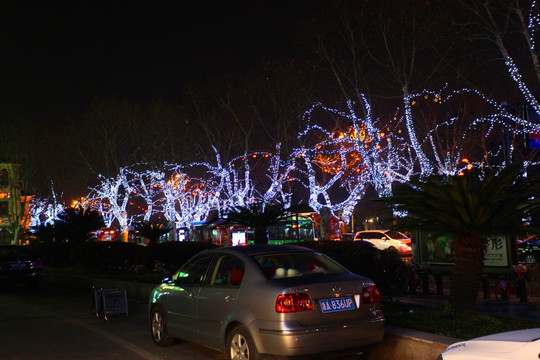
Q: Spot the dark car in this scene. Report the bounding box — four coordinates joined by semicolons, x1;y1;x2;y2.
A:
149;244;385;359
0;245;43;286
518;238;540;264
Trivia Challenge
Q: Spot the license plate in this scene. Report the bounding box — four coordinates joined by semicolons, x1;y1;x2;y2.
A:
319;297;355;313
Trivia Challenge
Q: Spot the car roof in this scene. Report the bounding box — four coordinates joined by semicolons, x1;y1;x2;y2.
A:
210;244;316;256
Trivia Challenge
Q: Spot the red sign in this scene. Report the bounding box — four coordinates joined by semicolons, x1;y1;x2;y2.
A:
530;133;540;149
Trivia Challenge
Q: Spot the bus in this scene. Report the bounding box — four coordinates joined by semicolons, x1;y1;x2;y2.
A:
228;214;317;246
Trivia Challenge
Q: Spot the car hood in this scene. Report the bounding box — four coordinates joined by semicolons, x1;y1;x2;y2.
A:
445;328;540;356
473;328;540;342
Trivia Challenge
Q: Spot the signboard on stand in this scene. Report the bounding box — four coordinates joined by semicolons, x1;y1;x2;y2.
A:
417;233;509;267
92;287;128;320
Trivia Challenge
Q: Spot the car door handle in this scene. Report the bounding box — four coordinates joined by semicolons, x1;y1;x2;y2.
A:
225;295;236;303
189;291;197;300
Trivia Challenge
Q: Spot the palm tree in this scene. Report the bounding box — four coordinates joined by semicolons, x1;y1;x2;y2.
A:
224;201;313;244
383;164;540;318
54;207;105;243
135;219;172;246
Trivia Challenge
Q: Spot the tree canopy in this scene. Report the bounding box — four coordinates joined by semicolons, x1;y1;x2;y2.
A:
383;164;540;317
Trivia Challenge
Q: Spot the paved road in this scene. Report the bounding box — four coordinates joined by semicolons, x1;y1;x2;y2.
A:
0;283;227;360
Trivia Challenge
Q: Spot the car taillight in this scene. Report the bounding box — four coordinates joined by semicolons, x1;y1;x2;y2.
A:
400;242;412;254
362;285;381;304
276;293;313;313
36;259;43;270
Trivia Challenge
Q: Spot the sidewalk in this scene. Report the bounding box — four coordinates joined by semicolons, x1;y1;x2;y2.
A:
399;281;540;323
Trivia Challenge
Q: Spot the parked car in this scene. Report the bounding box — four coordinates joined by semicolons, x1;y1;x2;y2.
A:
517;237;540;264
0;245;43;286
339;233;355;241
149;244;385;359
353;230;412;255
437;327;540;359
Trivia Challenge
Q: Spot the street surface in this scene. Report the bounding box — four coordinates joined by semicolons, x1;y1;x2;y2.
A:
0;281;373;360
0;282;226;360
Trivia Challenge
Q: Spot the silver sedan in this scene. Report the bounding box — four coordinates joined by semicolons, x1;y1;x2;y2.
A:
149;244;385;360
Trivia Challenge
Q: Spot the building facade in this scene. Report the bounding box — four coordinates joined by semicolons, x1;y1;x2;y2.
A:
0;163;31;245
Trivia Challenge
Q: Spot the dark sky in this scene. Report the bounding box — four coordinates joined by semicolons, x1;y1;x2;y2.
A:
0;1;321;120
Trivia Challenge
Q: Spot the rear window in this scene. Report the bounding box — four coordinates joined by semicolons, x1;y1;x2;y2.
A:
385;231;408;239
253;252;347;279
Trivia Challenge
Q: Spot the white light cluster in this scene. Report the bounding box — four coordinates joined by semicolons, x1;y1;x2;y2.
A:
29;2;540;233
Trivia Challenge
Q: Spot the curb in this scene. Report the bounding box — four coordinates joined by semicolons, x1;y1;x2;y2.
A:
370;325;458;360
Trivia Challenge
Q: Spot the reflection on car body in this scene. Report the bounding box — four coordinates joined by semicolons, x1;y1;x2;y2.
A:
148;244;385;359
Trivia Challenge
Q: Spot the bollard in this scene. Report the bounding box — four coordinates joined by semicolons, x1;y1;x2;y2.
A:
435;273;443;297
421;272;430;295
517;278;528;303
482;276;490;299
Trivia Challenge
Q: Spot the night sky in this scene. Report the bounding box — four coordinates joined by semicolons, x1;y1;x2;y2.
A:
0;1;321;120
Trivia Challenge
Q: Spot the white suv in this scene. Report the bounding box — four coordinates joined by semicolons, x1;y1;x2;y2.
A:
353;230;412;255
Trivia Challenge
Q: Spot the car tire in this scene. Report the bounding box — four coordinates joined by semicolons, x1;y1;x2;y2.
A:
227;325;260;360
150;305;175;346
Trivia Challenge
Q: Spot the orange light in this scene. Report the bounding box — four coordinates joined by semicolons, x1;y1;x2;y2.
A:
462;158;469;163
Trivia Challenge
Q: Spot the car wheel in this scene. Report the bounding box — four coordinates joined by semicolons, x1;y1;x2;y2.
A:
150;306;175;346
227;325;260;360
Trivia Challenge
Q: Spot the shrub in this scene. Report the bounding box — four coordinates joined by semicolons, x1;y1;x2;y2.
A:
70;241;146;271
30;242;74;267
35;240;408;293
144;241;218;274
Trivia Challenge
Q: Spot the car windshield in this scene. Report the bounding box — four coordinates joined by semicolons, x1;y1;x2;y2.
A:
385;231;408;239
253;251;347;279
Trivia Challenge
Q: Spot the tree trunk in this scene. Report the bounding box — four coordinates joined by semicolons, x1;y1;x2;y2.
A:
450;234;487;318
253;227;268;244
